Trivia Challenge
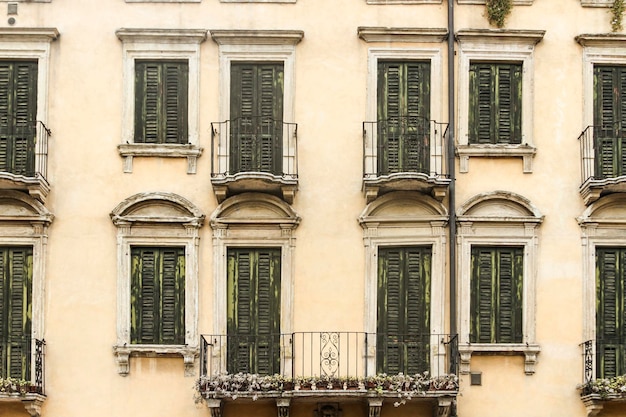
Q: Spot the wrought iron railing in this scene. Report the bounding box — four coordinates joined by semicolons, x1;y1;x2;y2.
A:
201;332;458;379
581;338;626;393
210;117;297;179
362;118;449;180
578;125;626;184
0;338;45;394
0;121;51;181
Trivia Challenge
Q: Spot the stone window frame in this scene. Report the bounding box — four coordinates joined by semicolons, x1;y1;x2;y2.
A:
358;28;447;180
110;192;204;376
456;191;542;375
210;30;303;180
456;29;544;174
358;192;449;376
578;194;626;368
116;29;207;174
209;193;300;376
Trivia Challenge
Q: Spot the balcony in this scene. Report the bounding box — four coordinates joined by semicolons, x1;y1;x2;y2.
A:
580;339;626;416
578;126;626;205
210;117;298;204
198;332;458;417
0;122;51;204
362;118;451;203
0;339;46;417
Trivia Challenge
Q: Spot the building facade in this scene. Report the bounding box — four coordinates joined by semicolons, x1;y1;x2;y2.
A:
0;0;624;416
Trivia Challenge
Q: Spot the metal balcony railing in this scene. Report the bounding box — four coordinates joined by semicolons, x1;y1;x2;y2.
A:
200;332;458;379
362;118;449;180
578;125;626;184
581;338;626;394
0;121;51;182
211;117;297;180
0;338;45;394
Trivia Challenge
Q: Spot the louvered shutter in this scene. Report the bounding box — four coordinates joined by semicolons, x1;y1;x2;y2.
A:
0;247;33;380
131;247;185;345
470;247;523;344
377;61;431;175
134;61;188;144
230;63;284;175
227;248;281;375
593;66;626;179
377;247;431;374
0;61;37;176
469;63;522;145
596;248;626;378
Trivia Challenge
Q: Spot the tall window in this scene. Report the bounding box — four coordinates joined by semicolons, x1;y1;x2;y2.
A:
593;65;626;179
0;246;32;380
468;62;522;145
377;246;431;374
227;248;281;375
134;60;188;145
596;247;626;378
0;61;37;176
230;63;284;175
130;246;185;345
377;61;430;175
470;246;523;344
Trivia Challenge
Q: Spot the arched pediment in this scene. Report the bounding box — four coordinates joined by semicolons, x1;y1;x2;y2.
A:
0;190;53;224
579;193;626;223
457;191;543;222
211;193;300;227
359;192;448;225
110;192;204;226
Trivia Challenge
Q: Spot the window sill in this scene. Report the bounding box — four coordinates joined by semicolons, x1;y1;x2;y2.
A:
113;344;197;376
118;143;203;174
458;343;540;375
580;0;612;7
456;144;536;173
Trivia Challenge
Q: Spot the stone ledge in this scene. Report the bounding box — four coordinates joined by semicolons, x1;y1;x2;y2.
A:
118;143;203;174
0;393;46;417
459;343;541;375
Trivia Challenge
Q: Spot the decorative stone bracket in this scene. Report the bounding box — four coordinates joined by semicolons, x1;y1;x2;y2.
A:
118;144;203;174
113;345;197;376
0;394;46;417
581;393;626;417
459;344;541;375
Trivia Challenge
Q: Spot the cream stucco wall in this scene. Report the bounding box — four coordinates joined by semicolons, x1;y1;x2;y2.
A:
0;0;621;416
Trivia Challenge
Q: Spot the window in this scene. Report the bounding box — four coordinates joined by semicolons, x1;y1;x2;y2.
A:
130;246;185;345
134;60;188;145
227;248;281;375
377;61;431;175
229;62;284;175
456;29;544;173
210;194;299;375
116;29;207;174
470;246;523;344
595;247;626;379
468;63;522;145
457;191;542;374
377;246;431;375
111;192;204;376
359;192;448;376
0;246;32;380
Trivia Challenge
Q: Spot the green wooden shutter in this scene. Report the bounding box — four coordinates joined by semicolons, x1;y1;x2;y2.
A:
230;63;284;175
134;61;188;144
0;61;37;176
596;248;626;378
377;61;431;175
593;66;626;179
131;247;185;345
227;248;281;375
0;247;33;380
470;247;523;344
469;63;522;145
377;247;431;374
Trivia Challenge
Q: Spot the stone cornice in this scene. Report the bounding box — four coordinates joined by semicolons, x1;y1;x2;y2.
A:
116;28;208;44
456;29;545;45
210;30;304;46
0;28;59;42
576;33;626;47
357;27;448;43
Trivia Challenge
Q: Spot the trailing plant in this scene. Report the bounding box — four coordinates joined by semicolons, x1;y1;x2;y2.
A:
611;0;625;32
0;377;31;396
486;0;513;28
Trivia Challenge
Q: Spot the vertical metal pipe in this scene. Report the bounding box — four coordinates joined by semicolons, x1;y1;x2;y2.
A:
447;0;457;343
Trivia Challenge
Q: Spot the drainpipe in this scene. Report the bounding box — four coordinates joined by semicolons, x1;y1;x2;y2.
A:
446;0;457;364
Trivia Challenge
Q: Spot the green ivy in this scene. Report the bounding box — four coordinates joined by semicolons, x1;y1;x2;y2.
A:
486;0;513;28
612;0;625;32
